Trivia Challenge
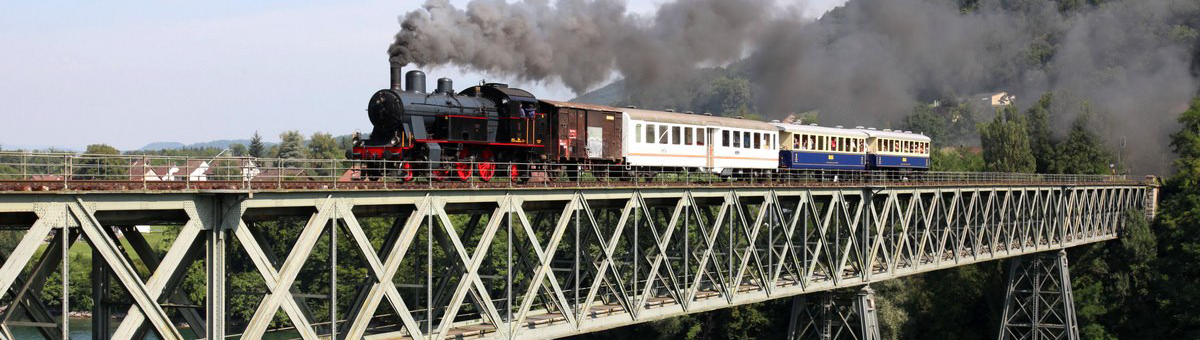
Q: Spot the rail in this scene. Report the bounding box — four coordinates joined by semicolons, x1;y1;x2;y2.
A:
0;151;1138;192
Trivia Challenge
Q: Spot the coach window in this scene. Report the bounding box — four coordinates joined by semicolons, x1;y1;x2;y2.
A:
752;133;760;149
684;128;693;145
697;128;706;146
743;132;751;149
645;124;655;144
636;124;643;143
672;126;681;145
658;125;669;144
722;130;730;147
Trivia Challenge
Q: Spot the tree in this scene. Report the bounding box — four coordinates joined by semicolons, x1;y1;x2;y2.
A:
904;104;949;142
1025;94;1055;173
978;106;1036;173
694;76;753;117
228;143;248;157
1142;97;1200;338
85;144;120;155
276;131;307;159
75;144;124;180
308;132;342;160
248;132;265;158
1047;113;1113;175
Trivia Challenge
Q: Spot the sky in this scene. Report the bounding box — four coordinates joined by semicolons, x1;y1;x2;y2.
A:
0;0;846;151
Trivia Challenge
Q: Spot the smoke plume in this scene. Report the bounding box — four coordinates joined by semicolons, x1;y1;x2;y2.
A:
392;0;1200;174
390;0;777;93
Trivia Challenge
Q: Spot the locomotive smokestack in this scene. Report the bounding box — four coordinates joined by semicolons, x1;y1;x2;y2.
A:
389;57;404;91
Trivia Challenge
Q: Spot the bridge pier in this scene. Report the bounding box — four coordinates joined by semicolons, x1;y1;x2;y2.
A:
997;250;1079;340
787;285;880;340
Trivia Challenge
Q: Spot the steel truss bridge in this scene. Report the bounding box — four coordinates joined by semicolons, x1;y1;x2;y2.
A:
0;171;1153;340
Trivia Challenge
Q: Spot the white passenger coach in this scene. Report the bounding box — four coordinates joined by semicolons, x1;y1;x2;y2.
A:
622;108;778;174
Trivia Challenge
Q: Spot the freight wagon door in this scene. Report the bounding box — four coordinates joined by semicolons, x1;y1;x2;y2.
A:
585;110;618;160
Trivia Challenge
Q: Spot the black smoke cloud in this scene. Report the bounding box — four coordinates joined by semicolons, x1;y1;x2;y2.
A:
392;0;1200;174
390;0;776;93
748;0;1198;174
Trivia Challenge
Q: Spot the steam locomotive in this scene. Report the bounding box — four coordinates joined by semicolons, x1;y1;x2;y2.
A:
349;60;931;182
348;59;625;182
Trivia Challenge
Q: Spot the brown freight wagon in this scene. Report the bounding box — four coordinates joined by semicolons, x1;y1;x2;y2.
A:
538;100;624;165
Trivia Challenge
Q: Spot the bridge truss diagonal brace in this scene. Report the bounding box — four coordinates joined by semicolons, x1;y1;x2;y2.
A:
70;199;187;340
235;196;336;340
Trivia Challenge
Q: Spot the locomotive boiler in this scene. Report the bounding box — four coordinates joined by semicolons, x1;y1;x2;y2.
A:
349;59;548;181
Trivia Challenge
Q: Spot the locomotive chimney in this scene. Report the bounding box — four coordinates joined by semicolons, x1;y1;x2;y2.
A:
389;57;404;92
406;70;426;93
437;78;454;94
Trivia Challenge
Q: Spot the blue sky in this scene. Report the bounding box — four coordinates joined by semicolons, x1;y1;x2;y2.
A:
0;0;845;150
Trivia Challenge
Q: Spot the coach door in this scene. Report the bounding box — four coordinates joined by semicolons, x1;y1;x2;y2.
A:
706;127;717;169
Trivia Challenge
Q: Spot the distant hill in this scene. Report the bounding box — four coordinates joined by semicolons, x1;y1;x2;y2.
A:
138;139;274;151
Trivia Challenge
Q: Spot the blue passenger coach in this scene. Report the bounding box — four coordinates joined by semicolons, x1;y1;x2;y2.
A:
773;123;869;170
859;129;931;170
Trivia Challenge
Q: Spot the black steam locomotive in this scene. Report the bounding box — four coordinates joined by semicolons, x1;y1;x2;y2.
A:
349;60;550;181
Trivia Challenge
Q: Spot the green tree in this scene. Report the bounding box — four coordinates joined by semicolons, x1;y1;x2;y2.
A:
979;106;1036;173
1047;113;1113;175
228;143;248;157
904;104;949;142
308;132;342;160
276;131;307;159
1025;94;1055;173
75;144;125;180
248;132;265;158
695;76;753;117
1149;97;1200;338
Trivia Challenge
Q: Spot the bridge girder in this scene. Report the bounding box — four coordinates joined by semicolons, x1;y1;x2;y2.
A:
0;184;1146;340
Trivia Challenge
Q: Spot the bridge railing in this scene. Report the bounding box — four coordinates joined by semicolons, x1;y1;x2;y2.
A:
0;151;1136;191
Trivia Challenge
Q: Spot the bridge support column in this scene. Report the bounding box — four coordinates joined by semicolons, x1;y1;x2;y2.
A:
998;250;1079;340
787;285;880;340
91;246;112;340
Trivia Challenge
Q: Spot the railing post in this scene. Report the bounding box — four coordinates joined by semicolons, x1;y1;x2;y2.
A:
185;156;191;189
142;155;148;190
63;155;70;190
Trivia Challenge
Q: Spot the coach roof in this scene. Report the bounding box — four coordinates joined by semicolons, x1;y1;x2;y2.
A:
540;99;623;113
624;108;777;131
773;123;869;138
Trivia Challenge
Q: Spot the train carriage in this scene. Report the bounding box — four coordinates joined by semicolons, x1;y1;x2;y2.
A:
859;129;931;170
623;109;777;175
774;123;868;170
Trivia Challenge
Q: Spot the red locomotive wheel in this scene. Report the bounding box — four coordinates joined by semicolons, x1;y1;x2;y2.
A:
455;148;473;181
478;149;496;182
455;162;472;181
400;162;414;182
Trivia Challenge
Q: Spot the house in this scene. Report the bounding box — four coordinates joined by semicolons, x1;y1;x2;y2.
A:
968;92;1016;108
129;160;210;181
250;167;308;182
